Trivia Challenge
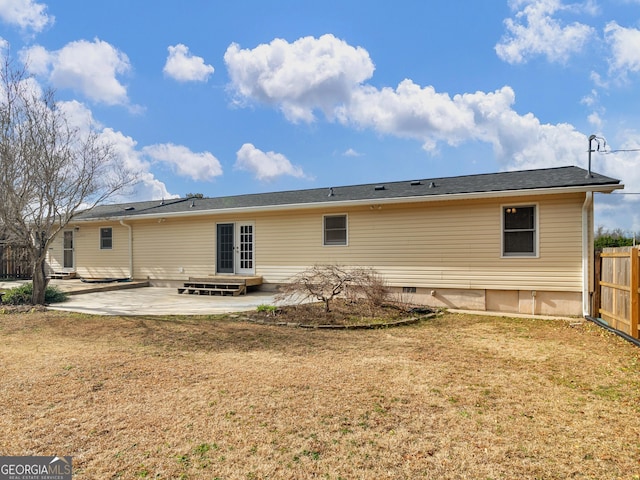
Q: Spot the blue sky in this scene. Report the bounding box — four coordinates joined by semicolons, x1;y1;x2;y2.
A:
1;0;640;233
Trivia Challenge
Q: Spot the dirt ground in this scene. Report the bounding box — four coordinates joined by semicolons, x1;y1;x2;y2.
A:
1;309;639;479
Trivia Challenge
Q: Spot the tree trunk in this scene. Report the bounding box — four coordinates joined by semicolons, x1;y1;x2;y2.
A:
324;298;331;312
31;256;49;305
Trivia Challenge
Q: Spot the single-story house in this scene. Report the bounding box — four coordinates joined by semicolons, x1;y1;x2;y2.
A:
47;166;622;316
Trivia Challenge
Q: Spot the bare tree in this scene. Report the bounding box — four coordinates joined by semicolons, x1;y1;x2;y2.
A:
276;264;388;312
0;58;135;304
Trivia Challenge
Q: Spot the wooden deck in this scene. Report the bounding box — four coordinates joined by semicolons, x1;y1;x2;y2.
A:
178;275;263;297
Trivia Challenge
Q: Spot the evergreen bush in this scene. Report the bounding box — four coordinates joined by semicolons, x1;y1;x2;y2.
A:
1;283;68;305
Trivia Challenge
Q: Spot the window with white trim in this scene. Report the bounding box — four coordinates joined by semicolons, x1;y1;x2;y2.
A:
100;227;113;250
323;214;347;246
502;205;536;256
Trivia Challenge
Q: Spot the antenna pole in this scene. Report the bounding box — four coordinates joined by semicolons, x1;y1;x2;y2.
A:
587;134;596;178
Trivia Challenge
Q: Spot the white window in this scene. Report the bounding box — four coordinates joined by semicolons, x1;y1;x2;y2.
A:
100;227;113;250
502;205;537;257
323;215;347;246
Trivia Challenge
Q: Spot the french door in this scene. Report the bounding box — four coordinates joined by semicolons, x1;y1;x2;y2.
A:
216;222;254;275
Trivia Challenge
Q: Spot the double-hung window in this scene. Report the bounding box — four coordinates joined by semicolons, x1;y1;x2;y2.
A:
502;205;537;257
323;214;347;246
100;227;113;250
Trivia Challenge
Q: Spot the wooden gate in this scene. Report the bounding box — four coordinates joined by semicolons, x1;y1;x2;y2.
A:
0;244;32;279
595;247;639;339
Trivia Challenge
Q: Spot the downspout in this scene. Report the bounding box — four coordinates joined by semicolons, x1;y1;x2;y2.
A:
582;191;593;317
119;220;133;280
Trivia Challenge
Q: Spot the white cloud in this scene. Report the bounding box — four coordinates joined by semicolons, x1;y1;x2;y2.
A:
337;80;477;151
143;143;223;181
589;70;608;89
221;32;640;212
224;34;375;123
593;200;640;233
163;44;214;82
592;131;640;232
580;89;598;107
342;80;595;173
223;34;592;173
235;143;305;181
604;22;640;77
21;38;131;106
56;99;102;132
224;35;592;171
598;131;640;193
99;129;176;201
21;43;48;74
0;0;53;33
93;136;164;202
343;148;362;157
495;0;594;64
49;110;175;202
587;112;602;129
0;69;42;101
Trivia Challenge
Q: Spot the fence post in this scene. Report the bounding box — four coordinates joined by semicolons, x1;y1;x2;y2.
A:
631;247;639;339
593;251;601;318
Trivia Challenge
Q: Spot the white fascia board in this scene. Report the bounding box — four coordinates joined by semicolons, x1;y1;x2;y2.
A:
73;183;624;223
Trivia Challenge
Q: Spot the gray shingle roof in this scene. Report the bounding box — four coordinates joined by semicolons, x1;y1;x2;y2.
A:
74;166;620;221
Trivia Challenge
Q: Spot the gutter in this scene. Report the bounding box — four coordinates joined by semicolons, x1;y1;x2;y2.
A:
74;184;623;224
582;192;593;317
119;220;133;280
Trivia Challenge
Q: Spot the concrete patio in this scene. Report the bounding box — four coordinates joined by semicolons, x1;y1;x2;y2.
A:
0;279;279;316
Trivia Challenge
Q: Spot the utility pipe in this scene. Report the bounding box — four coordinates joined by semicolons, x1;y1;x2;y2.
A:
119;220;133;280
582;191;593;317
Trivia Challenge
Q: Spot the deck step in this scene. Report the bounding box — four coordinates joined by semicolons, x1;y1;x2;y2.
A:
49;271;77;280
177;276;262;297
178;286;243;296
178;281;246;296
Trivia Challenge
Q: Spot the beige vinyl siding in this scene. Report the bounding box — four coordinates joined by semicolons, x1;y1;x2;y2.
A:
254;193;585;291
132;217;217;280
74;222;130;278
65;192;586;292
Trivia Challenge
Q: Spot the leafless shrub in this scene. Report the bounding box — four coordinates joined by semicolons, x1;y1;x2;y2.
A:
387;289;422;313
275;265;389;313
344;267;390;315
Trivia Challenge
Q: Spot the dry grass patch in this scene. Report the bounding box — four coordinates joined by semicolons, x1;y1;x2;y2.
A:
0;311;639;479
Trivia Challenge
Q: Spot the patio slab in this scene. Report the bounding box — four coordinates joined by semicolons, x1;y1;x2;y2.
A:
46;287;279;316
1;279;279;316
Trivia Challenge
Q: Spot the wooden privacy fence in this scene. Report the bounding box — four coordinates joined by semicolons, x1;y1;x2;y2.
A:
0;244;32;279
595;247;639;339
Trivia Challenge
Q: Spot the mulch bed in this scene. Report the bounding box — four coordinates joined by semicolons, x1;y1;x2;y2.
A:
240;299;435;328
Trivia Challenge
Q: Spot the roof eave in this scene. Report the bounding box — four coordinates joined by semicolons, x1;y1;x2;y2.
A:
72;183;623;223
